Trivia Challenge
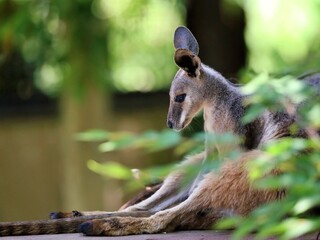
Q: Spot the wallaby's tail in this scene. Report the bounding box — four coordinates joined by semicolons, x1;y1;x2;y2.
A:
0;215;100;236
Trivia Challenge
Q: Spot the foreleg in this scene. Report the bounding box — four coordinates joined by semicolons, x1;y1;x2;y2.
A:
124;151;206;212
51;152;205;220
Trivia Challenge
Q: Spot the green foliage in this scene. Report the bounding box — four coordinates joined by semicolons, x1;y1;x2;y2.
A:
241;73;316;124
0;0;110;96
77;128;239;189
0;0;184;95
87;159;132;180
94;0;184;92
217;75;320;239
77;129;183;153
233;0;320;74
77;129;185;189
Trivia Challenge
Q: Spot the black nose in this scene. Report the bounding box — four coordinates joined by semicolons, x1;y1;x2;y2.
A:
167;120;173;129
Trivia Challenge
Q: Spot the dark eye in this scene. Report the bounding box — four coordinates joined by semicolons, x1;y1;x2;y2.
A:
174;94;186;103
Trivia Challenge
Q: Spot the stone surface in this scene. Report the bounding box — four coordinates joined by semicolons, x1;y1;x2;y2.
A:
1;231;318;240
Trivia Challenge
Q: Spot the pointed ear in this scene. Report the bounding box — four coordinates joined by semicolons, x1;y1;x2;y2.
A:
174;49;201;77
173;26;201;77
174;26;199;55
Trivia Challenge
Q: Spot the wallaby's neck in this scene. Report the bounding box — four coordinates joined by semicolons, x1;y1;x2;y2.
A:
200;64;244;136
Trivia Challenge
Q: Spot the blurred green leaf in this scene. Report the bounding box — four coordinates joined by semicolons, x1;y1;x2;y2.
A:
99;135;135;152
281;218;320;239
146;130;182;152
87;159;132;180
215;216;242;230
231;219;257;240
307;104;320;128
75;129;110;141
141;164;175;183
293;196;320;215
242;104;265;124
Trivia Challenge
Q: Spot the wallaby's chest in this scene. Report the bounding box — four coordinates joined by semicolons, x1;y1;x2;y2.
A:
203;107;236;134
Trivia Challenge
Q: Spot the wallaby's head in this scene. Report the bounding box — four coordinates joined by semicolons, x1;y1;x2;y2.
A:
167;26;204;131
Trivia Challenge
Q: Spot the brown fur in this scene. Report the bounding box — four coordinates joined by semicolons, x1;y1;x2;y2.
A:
0;26;319;236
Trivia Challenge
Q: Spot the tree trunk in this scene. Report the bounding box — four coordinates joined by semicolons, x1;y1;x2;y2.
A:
186;0;246;77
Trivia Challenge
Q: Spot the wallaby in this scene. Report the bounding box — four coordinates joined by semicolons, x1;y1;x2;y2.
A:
0;26;319;236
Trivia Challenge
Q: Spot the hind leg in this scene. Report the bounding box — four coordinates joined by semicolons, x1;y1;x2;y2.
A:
51;152;205;220
79;150;282;236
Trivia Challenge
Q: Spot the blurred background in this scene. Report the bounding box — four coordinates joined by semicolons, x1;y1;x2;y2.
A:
0;0;320;221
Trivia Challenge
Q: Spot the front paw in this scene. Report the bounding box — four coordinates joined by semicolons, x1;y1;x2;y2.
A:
49;210;83;219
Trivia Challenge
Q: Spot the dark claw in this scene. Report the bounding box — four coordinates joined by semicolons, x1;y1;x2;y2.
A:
72;210;82;217
79;221;94;236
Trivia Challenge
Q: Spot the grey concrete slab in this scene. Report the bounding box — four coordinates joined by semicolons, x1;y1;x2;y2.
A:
1;231;230;240
1;231;318;240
